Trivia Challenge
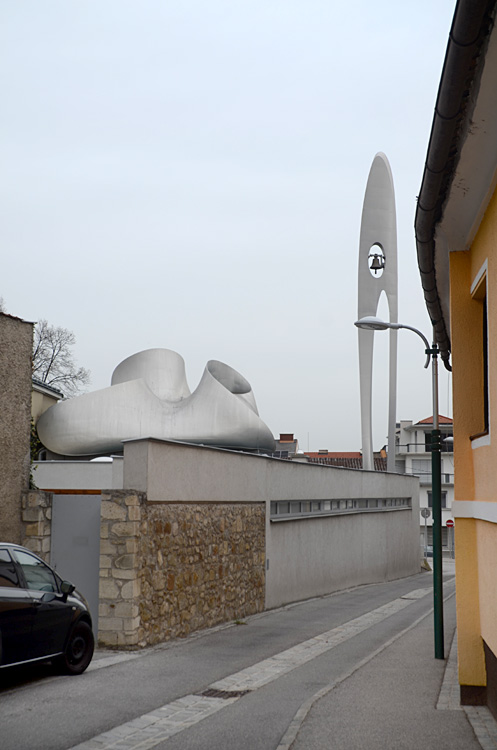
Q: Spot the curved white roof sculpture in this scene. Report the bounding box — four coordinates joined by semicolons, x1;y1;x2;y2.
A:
37;349;275;456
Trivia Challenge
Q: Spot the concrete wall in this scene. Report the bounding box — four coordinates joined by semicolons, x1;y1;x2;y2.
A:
32;458;123;491
268;500;418;608
124;439;420;610
0;313;33;543
123;438;418;504
24;440;419;648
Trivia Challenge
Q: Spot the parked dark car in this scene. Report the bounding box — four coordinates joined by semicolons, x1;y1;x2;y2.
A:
0;543;94;674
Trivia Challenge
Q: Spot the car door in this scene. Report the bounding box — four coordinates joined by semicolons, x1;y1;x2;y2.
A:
0;548;36;665
12;549;74;658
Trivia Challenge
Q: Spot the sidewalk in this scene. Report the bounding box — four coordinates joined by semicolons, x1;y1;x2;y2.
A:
82;559;497;750
284;559;497;750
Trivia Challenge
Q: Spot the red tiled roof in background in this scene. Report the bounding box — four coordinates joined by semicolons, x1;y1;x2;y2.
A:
304;451;362;459
415;415;453;425
303;452;387;472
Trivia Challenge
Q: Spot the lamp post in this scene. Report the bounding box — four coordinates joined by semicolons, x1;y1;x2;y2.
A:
354;315;444;660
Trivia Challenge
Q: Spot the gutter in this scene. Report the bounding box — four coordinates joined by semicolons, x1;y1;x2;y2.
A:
414;0;496;370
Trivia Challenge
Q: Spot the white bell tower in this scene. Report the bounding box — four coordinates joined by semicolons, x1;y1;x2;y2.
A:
357;153;398;471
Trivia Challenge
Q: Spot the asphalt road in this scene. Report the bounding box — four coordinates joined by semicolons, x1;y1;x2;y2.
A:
0;568;470;750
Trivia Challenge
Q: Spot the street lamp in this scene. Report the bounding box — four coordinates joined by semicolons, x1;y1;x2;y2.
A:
355;315;444;660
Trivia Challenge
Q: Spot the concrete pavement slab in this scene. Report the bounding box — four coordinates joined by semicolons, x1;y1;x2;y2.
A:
288;600;483;750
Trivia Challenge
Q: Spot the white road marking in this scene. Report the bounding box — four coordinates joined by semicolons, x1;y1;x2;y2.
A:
69;587;432;750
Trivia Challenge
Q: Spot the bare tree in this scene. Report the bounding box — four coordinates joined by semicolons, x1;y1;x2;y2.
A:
33;319;91;397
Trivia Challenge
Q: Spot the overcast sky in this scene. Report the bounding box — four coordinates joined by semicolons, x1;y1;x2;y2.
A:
2;1;456;452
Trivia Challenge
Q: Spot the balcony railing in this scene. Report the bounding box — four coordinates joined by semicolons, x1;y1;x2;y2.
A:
396;442;453;454
408;472;454;485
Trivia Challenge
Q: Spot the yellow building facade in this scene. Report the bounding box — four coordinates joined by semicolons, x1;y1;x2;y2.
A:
451;193;497;705
415;0;497;712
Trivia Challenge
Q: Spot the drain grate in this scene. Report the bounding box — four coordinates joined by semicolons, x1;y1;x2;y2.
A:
198;688;251;699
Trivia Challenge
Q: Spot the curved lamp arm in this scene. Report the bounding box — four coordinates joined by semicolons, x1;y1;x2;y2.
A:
355;316;431;368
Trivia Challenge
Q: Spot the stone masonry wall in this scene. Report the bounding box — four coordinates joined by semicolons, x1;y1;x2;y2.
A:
140;502;266;646
98;491;144;647
98;492;266;648
20;490;52;561
18;490;266;650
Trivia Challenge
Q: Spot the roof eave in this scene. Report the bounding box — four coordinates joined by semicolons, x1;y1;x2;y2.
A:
414;0;497;370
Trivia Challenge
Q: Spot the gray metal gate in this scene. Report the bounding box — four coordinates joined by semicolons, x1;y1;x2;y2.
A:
50;493;101;635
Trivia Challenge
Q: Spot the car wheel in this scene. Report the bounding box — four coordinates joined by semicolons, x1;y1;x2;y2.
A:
59;621;94;675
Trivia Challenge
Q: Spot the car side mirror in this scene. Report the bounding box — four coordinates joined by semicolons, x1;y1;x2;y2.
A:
60;580;76;600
